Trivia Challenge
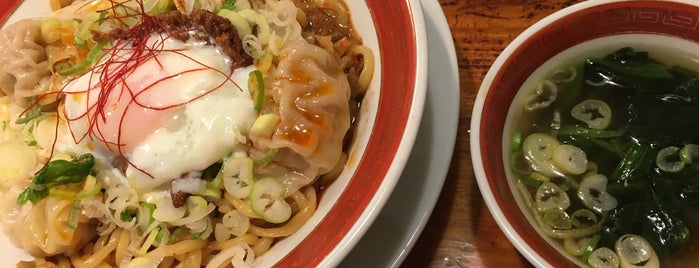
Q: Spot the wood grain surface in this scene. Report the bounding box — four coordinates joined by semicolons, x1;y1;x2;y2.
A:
402;1;585;267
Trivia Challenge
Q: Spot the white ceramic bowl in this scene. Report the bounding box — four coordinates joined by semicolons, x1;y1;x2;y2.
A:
0;0;428;266
472;0;699;267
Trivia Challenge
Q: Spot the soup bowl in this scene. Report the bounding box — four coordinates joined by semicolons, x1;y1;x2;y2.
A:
472;0;699;267
0;0;428;267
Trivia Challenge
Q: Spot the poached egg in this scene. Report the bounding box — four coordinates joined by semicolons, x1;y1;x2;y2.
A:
62;33;256;191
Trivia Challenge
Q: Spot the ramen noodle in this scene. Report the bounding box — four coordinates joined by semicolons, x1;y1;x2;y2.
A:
0;0;373;266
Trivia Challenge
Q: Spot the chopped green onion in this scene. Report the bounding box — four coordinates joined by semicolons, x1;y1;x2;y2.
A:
191;231;204;240
68;200;81;229
511;131;522;151
524;80;557;111
582;234;601;262
249;177;291;223
120;210;134;222
201;189;222;200
222;0;236;10
570;99;612;130
615;234;659;267
48;175;102;200
542;208;572;230
578;174;617;213
510;151;533;176
250;114;280;137
56;39;107;76
96;10;108;25
155;228;166;243
534;182;571;212
74;35;86;47
587;247;619;267
521;176;543;188
547;66;577;83
656;146;684;173
206;170;222;189
571;209;598;228
252;148;278;165
169;226;186;242
26;140;37;146
15;105;42;124
138;202;157;232
522;133;561;177
249;70;265;111
552;144;588;175
522;172;549;188
139;227;160;255
220;156;254;199
680;144;699;164
564;236;593;256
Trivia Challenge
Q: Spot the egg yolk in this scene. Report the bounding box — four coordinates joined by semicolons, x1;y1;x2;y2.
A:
87;78;179;153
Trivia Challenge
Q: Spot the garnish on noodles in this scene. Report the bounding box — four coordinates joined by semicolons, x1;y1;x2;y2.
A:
0;0;374;266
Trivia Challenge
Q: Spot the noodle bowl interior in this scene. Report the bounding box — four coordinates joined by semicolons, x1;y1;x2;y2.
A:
0;0;374;266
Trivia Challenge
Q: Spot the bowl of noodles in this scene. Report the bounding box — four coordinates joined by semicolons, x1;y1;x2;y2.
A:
0;0;427;267
472;0;699;267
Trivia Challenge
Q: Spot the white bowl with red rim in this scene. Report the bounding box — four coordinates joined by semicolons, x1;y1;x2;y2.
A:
0;0;428;267
471;0;699;267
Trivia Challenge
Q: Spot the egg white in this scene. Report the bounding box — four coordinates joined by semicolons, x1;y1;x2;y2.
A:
62;34;257;192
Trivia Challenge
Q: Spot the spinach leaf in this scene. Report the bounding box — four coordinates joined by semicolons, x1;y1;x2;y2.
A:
595;47;673;80
642;187;690;257
610;141;655;183
602;187;690;257
628;93;699;146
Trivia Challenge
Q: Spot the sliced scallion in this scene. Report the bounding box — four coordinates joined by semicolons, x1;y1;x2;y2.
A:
249;70;265;111
547;66;577;83
511;131;522;152
552;144;588;175
587;247;619;268
15;104;42;124
524;80;558;111
656;146;684;173
571;209;598;228
56;38;107;76
564;236;593;256
68;200;81;230
252;148;278;165
615;234;659;267
522;176;544;188
679;144;699;164
523;172;550;188
219;156;254;199
578;174;617;213
571;99;612;130
542;208;572;230
249;177;291;224
535;182;571;212
582;234;601;263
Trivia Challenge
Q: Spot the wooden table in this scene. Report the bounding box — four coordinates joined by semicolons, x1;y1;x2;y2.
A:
403;1;585;266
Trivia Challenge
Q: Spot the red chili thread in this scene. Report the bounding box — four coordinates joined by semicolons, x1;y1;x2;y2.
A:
23;0;247;178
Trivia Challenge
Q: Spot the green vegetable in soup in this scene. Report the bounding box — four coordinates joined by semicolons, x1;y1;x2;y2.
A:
513;47;699;265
